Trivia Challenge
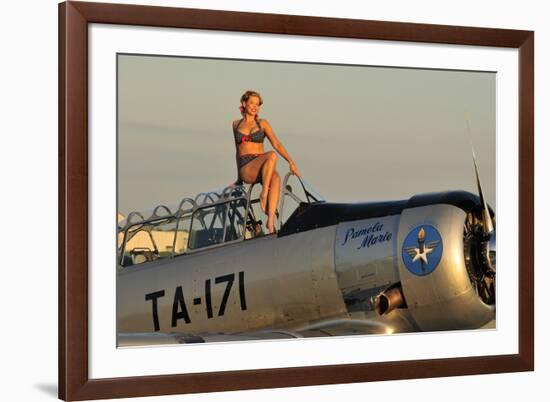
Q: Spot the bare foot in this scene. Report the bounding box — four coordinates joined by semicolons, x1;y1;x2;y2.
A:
260;187;269;213
266;217;275;234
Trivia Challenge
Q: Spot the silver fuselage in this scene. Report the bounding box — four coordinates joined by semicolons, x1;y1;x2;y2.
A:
118;201;495;338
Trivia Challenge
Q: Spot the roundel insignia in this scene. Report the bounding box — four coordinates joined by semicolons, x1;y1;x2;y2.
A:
402;225;443;276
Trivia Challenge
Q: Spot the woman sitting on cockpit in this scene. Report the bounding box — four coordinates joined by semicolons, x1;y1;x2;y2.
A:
232;90;300;234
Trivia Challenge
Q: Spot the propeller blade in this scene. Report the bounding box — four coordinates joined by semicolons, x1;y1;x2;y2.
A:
472;155;494;234
465;115;494;235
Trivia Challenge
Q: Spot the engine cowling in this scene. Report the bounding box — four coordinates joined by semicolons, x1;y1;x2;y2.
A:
397;203;495;331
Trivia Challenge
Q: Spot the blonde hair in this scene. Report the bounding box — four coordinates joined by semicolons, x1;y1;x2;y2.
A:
240;90;263;123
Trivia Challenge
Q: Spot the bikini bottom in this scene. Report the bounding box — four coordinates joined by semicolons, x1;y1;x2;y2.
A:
238;153;262;184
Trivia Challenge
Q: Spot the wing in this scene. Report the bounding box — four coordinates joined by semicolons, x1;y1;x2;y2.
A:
426;240;440;250
118;312;417;346
403;246;417;259
118;330;303;346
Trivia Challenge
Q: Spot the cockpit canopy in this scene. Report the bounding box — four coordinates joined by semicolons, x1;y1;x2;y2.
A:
118;173;323;267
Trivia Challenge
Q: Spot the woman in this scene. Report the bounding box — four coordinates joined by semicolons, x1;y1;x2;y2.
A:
233;90;300;234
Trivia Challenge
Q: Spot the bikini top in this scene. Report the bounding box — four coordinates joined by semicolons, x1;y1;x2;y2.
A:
233;118;266;145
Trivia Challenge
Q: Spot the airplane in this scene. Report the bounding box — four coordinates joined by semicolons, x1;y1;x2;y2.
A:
117;158;496;346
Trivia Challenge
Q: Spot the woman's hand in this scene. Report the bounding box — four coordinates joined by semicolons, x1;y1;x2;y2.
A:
289;161;300;177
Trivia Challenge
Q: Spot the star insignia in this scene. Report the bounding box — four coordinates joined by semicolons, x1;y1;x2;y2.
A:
404;240;440;264
412;246;434;263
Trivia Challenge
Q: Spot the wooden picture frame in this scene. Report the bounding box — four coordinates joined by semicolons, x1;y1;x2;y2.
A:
59;1;534;400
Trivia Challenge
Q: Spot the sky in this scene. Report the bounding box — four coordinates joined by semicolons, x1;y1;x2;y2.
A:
117;54;496;217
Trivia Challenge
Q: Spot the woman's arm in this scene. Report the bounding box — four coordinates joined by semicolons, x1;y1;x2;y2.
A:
232;121;241;184
261;119;300;176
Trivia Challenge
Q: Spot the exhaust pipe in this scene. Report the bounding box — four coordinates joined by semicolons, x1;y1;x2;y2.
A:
374;285;406;316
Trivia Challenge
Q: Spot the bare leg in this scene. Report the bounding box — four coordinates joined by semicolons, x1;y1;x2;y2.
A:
259;152;277;213
266;171;280;233
238;151;278;213
239;151;275;183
